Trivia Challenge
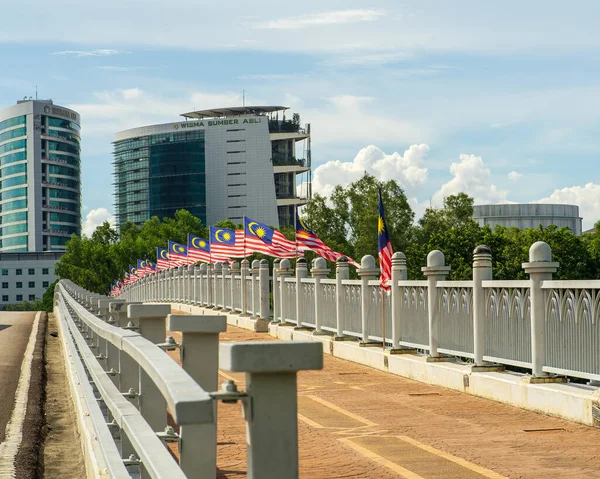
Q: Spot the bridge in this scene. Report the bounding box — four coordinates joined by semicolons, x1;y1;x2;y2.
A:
1;240;600;477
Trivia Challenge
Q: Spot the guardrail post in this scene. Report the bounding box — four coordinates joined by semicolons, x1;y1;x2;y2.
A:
259;259;270;321
230;261;240;312
251;260;260;318
473;245;493;367
311;257;330;334
128;304;171;432
241;259;250;316
222;261;230;310
391;252;407;349
199;264;207;306
272;259;280;322
278;259;293;325
422;250;451;359
213;262;223;310
168;314;226;479
295;258;308;326
220;341;323;479
522;241;559;378
335;256;349;338
207;263;215;308
358;255;379;344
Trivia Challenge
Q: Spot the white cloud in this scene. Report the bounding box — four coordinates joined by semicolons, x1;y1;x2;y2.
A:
97;65;149;72
52;49;122;57
309;144;429;198
256;9;385;30
319;52;411;68
82;208;115;237
538;183;600;229
432;153;507;206
508;171;523;180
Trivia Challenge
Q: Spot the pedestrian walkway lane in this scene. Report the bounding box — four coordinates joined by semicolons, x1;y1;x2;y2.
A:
168;320;600;479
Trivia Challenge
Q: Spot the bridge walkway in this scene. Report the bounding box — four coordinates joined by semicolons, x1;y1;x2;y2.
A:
167;319;600;479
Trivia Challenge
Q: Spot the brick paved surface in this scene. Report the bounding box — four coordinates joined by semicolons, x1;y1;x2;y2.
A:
167;319;600;479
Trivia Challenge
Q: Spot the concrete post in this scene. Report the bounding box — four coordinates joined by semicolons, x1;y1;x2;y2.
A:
213;262;223;309
168;314;226;479
272;259;280;322
207;263;214;308
278;259;293;325
391;252;407;349
199;264;207;306
523;241;559;378
222;261;230;310
191;265;198;304
230;261;240;313
241;259;250;316
422;250;451;359
473;245;493;367
311;257;330;334
97;298;113;322
295;258;308;327
259;259;270;321
251;260;260;318
219;341;323;479
179;266;186;303
335;256;349;338
358;255;379;343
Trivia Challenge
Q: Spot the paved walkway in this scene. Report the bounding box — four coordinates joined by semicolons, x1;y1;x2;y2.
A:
168;319;600;479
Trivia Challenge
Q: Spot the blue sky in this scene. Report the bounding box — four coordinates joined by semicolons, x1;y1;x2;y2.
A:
1;0;599;232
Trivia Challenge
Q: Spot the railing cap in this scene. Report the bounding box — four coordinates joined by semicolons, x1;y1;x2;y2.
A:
168;314;227;333
128;303;171;318
473;244;492;256
529;241;551;262
219;341;323;373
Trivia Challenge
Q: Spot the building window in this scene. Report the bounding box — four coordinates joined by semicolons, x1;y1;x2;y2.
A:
1;270;7;276
28;268;35;275
28;281;35;288
43;281;49;288
16;282;22;288
42;268;49;275
1;282;7;289
1;295;7;302
16;295;22;301
16;269;22;276
28;294;35;301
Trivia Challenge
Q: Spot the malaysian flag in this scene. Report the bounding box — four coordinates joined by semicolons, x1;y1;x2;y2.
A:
157;248;171;271
188;234;211;263
168;240;189;266
123;272;131;286
146;260;156;274
209;226;245;260
244;216;297;258
378;186;393;290
136;259;147;278
129;265;139;282
296;213;359;267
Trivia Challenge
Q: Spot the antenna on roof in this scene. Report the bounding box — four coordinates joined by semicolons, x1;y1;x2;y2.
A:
35;85;38;100
242;90;245;107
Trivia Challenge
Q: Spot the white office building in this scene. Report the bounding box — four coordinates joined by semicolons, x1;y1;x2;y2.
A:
114;106;311;229
0;252;61;308
0;99;82;252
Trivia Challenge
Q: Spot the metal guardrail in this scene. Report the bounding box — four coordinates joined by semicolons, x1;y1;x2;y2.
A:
56;279;323;478
120;242;600;384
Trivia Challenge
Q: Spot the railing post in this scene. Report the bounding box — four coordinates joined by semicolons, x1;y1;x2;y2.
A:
227;261;237;312
168;314;226;479
522;241;559;378
311;257;330;334
335;256;349;338
219;341;323;479
128;304;171;432
295;258;308;327
220;261;229;310
199;264;207;306
192;265;199;305
241;259;249;316
259;259;270;321
213;262;223;310
391;252;407;349
272;259;280;322
358;255;379;343
278;259;293;325
207;263;214;308
251;260;260;318
473;245;493;367
179;266;185;304
421;250;451;359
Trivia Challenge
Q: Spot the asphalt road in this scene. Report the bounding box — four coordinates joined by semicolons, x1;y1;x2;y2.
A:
0;312;36;444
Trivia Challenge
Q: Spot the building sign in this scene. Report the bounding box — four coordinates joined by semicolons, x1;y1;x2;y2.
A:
51;107;79;123
173;117;262;130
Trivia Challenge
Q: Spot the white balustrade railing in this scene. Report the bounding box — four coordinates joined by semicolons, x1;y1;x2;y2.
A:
57;276;323;478
117;242;600;383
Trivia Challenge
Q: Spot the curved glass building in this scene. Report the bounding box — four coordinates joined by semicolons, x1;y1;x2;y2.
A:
0;100;81;252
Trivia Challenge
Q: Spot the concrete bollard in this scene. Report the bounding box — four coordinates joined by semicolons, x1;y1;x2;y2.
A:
335;256;349;338
251;260;260;318
241;259;250;317
473;245;493;367
222;261;230;310
421;250;451;359
295;258;308;327
272;259;280;322
390;252;407;349
259;259;270;321
358;255;379;343
230;261;240;312
311;257;330;334
278;259;293;325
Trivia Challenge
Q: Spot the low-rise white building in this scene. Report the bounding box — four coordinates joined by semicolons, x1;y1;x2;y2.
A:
0;252;61;308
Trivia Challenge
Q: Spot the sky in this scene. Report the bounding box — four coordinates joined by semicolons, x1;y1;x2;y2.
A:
1;0;599;234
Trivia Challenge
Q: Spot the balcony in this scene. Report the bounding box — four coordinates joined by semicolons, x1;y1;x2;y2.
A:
271;155;306;167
